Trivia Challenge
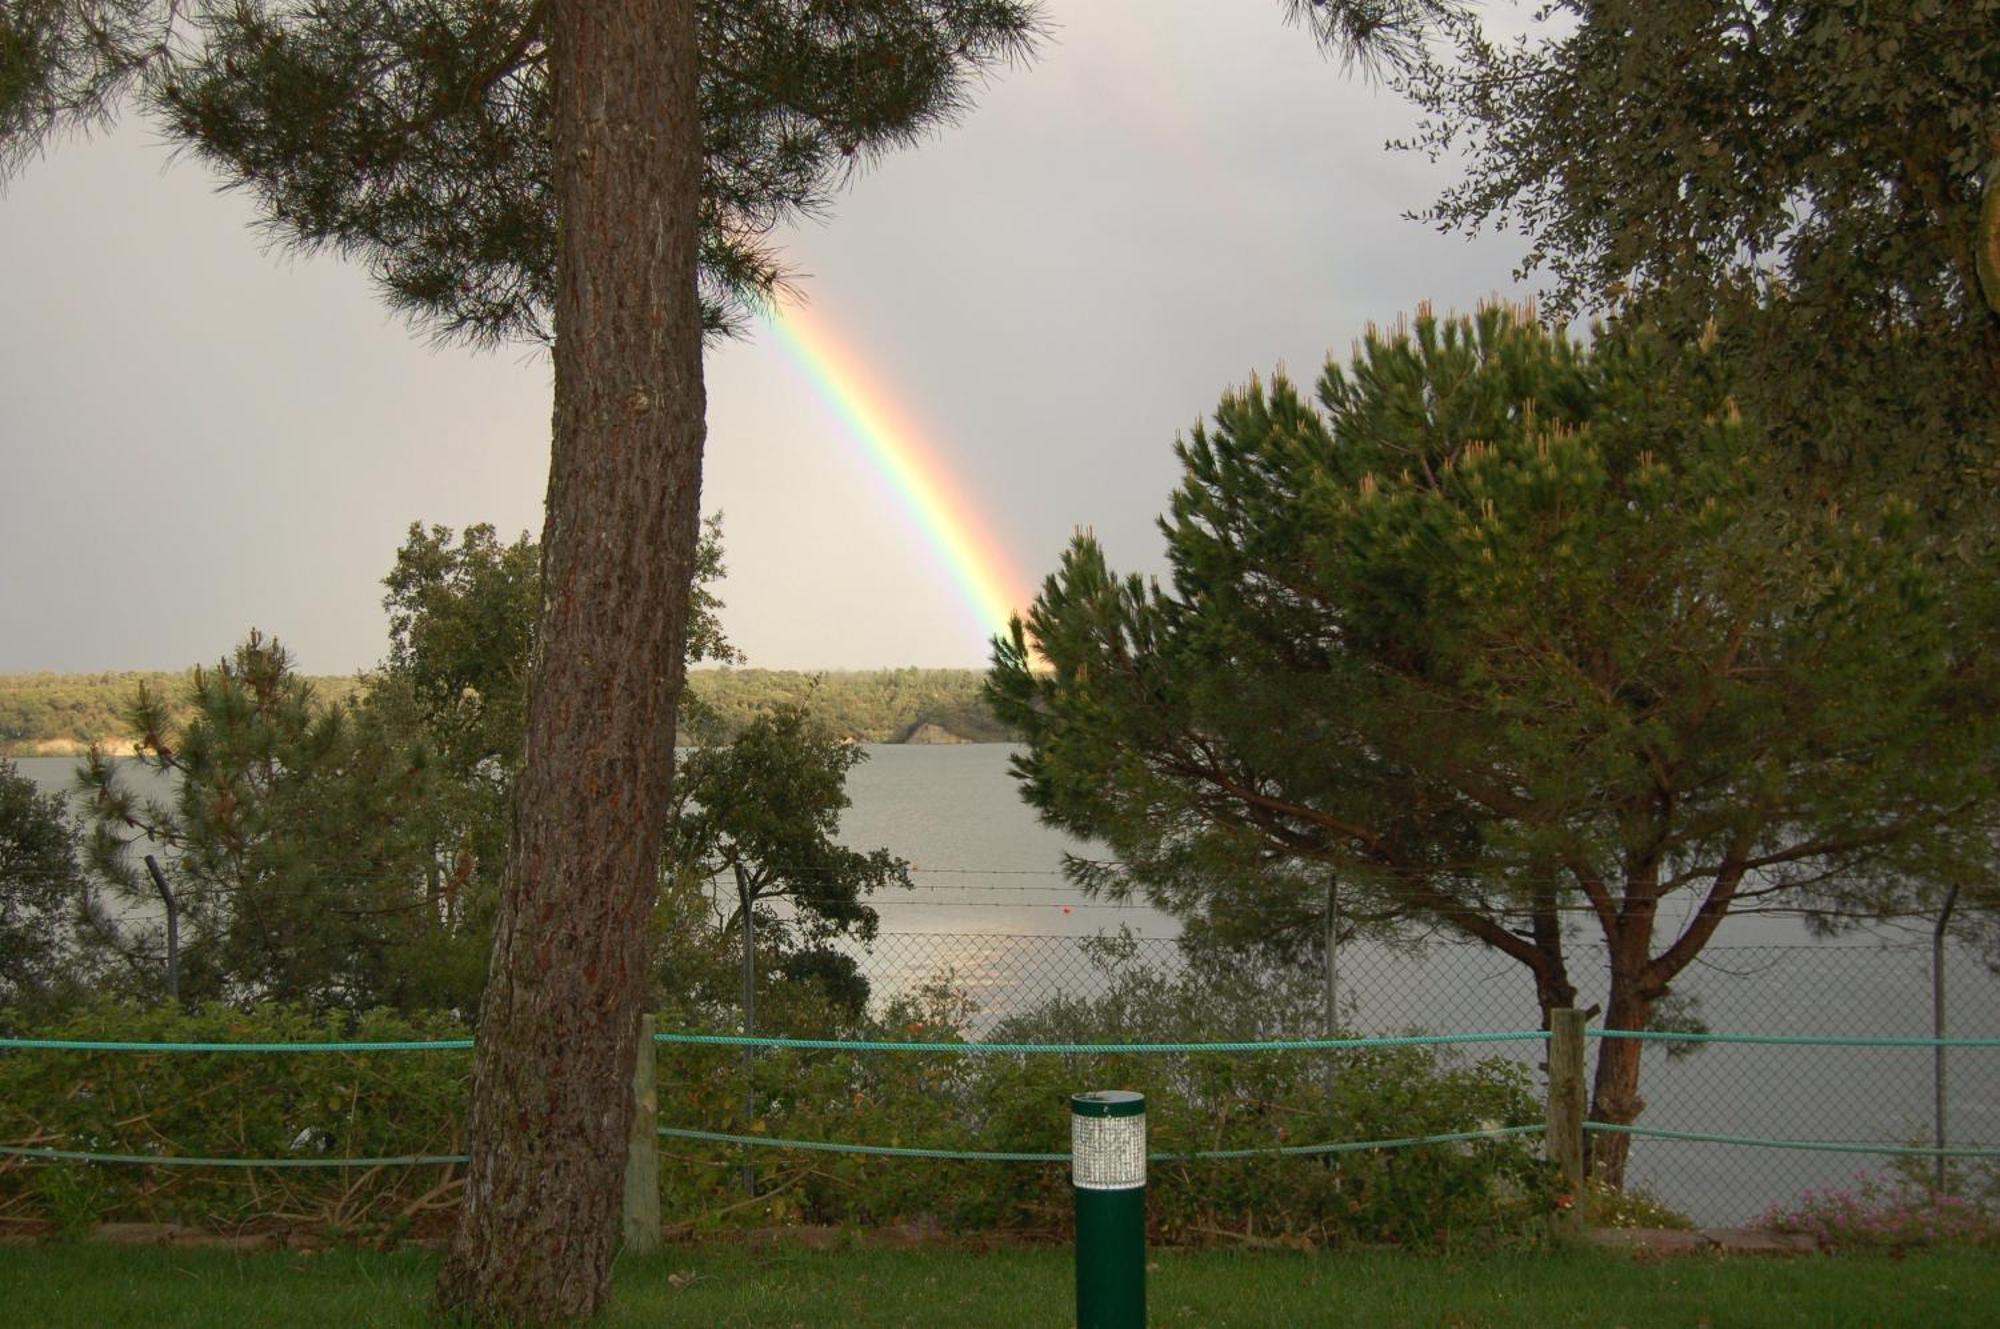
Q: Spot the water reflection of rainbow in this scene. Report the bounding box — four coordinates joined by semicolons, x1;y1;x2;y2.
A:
764;301;1031;639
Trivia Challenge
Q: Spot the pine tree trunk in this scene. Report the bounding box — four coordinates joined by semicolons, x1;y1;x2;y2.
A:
434;0;705;1322
1587;984;1655;1192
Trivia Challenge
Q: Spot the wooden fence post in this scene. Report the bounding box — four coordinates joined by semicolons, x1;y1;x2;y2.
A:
1547;1007;1588;1228
623;1013;661;1253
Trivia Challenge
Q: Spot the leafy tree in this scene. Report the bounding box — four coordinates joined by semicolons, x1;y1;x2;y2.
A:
383;515;738;778
382;524;544;778
77;632;485;1012
989;305;2000;1187
666;704;909;1019
0;757;93;1014
1394;1;2000;493
378;527;898;1016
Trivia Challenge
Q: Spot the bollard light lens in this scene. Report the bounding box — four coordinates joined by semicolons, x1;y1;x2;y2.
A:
1071;1090;1146;1191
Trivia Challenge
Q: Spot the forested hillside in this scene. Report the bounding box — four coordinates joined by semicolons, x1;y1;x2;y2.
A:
688;668;1010;743
0;673;370;755
0;667;1008;754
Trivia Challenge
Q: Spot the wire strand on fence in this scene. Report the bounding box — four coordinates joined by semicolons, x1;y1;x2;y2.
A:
0;1037;473;1053
0;1145;466;1167
7;1028;1995;1056
0;1126;1550;1171
1581;1123;2000;1158
651;1030;1550;1055
1588;1030;2000;1049
657;1123;1546;1163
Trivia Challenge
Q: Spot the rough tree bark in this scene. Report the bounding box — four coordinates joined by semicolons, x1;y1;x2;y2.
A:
1587;983;1657;1190
434;0;706;1322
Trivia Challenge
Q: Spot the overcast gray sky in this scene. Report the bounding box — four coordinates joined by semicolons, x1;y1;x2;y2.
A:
1;0;1529;675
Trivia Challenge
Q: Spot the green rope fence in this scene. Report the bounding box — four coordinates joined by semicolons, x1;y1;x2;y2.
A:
649;1030;1550;1054
657;1123;1546;1163
3;1028;1992;1171
0;1037;472;1053
4;1029;1995;1055
0;1145;467;1167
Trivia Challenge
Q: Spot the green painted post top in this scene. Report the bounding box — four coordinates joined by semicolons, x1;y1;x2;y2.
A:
1071;1091;1146;1118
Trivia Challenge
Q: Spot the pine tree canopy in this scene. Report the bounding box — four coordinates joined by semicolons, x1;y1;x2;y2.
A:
0;0;1041;343
990;303;1999;989
989;303;2000;1180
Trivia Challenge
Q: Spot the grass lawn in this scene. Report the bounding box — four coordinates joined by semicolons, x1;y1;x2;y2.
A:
0;1241;1993;1327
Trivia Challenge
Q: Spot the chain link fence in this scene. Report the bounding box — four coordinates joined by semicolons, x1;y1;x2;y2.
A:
832;930;1998;1227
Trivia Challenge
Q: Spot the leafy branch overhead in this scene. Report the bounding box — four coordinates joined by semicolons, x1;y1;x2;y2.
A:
1393;0;2000;487
0;0;1043;343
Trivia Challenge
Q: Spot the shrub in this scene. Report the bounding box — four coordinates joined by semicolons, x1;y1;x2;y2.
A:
5;951;1561;1250
1582;1178;1695;1231
0;1001;470;1238
657;948;1560;1249
1759;1167;2000;1251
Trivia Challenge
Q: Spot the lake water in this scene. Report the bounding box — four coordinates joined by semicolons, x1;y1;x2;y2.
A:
13;748;1996;1225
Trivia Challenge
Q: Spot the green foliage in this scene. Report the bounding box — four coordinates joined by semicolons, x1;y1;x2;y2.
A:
669;705;909;984
381;523;543;777
988;304;2000;1177
380;516;739;778
1885;1153;2000;1218
2;1;1043;344
689;667;1012;744
658;954;1556;1250
75;633;487;1013
1274;0;1462;76
0;1001;471;1236
1582;1179;1695;1232
0;757;93;1012
994;303;1994;946
1;972;1552;1248
0;1;157;173
1397;1;2000;493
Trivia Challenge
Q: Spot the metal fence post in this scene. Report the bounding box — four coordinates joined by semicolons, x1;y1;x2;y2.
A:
1323;876;1340;1039
623;1013;661;1253
738;863;758;1197
1547;1008;1588;1227
143;855;179;1003
1934;884;1960;1201
1072;1091;1147;1329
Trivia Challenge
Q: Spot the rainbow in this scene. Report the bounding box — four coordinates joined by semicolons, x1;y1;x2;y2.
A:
762;301;1031;639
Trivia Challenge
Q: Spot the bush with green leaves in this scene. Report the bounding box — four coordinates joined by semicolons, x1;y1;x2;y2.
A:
0;756;95;1014
657;947;1558;1249
6;955;1555;1248
0;1002;470;1237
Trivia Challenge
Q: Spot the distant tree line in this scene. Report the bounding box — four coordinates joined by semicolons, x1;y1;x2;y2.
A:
0;666;1010;755
0;673;367;753
689;667;1012;744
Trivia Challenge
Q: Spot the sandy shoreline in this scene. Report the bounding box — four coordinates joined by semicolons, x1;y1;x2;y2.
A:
1;737;141;758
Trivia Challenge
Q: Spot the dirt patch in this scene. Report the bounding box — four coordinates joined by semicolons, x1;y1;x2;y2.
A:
1587;1227;1819;1257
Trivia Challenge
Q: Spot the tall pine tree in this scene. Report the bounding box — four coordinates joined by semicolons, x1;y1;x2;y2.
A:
3;3;1038;1321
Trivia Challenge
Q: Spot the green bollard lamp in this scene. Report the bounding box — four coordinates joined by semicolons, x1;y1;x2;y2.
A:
1071;1090;1146;1329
